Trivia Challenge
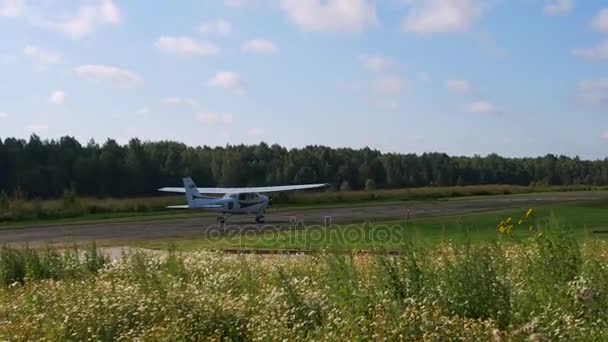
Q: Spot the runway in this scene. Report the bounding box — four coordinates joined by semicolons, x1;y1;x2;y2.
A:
0;192;604;245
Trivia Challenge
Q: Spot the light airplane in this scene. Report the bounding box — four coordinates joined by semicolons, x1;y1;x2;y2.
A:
159;177;328;223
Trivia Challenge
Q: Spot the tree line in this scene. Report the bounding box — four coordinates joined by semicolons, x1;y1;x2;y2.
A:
1;135;607;199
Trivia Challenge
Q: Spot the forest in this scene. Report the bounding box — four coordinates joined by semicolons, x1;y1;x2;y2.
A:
1;135;608;199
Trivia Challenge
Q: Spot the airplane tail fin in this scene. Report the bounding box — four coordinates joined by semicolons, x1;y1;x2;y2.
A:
183;177;202;207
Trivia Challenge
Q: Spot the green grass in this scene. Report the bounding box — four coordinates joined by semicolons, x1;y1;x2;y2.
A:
135;200;608;251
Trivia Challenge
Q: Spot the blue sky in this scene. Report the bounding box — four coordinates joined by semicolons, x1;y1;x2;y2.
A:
0;0;607;158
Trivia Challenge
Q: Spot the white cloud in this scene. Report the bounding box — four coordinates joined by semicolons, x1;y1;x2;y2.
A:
445;79;472;95
26;124;49;135
242;39;279;54
372;75;405;95
247;127;264;137
418;72;431;83
37;0;121;39
358;55;393;73
74;65;143;88
208;71;245;93
544;0;573;16
0;111;7;118
279;0;377;33
592;8;608;33
162;97;199;108
199;19;231;35
23;44;61;64
196;112;233;125
156;36;219;57
466;100;499;114
0;0;26;17
224;0;255;8
49;90;66;104
402;0;483;34
577;79;608;107
601;131;608;140
1;0;120;38
374;99;400;111
136;108;149;115
572;41;608;62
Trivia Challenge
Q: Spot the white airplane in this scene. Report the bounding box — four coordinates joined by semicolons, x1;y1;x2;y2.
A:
159;177;328;223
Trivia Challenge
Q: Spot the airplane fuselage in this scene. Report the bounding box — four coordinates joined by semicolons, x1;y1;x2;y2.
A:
191;193;269;215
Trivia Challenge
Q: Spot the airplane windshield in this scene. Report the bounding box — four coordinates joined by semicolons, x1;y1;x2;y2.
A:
238;193;258;201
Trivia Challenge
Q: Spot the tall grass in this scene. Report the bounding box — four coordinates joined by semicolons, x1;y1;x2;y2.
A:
1;220;608;340
0;243;107;286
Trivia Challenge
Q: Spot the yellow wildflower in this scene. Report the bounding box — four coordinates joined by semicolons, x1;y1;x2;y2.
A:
525;208;533;218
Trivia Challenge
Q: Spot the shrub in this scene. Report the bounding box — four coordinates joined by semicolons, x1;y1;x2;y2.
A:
437;243;511;328
364;179;376;191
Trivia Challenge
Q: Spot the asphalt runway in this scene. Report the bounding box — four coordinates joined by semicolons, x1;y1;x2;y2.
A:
0;192;605;245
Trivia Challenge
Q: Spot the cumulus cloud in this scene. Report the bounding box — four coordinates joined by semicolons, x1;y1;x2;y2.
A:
30;0;121;39
49;90;66;104
136;108;149;115
577;79;608;107
445;80;473;95
247;127;264;137
592;8;608;33
372;75;405;96
544;0;573;16
199;19;231;35
572;41;608;62
358;55;393;73
161;97;200;108
224;0;255;8
466;100;499;115
196;112;233;125
156;36;219;57
26;124;49;135
279;0;377;33
23;44;61;64
402;0;483;34
0;0;26;17
418;72;431;83
74;65;143;88
208;71;245;93
242;39;279;54
374;99;400;111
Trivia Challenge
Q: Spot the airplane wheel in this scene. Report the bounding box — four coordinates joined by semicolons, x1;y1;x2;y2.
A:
217;216;226;224
255;216;264;224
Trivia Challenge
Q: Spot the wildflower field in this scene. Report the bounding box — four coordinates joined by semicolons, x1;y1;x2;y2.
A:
1;216;608;340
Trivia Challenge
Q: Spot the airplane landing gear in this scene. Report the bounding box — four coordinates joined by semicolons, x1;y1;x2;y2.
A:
255;215;265;224
217;216;226;224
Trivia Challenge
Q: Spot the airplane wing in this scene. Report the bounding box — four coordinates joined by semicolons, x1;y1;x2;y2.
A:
159;183;328;194
166;204;223;209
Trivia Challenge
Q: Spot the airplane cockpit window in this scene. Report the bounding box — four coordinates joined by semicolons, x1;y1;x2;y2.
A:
238;193;259;201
